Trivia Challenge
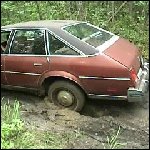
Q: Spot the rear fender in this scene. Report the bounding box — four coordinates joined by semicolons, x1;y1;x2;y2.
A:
38;71;85;92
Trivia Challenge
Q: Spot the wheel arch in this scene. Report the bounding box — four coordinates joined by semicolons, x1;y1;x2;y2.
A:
38;71;87;96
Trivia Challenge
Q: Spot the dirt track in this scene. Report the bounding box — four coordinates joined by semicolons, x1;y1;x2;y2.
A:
1;89;149;149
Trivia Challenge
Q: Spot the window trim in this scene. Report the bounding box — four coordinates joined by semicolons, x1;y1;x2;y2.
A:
1;29;13;54
62;22;115;38
46;29;85;56
61;22;119;53
2;27;86;57
8;28;47;55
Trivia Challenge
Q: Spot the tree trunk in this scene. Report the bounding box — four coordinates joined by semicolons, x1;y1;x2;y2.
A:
76;1;85;21
111;1;115;22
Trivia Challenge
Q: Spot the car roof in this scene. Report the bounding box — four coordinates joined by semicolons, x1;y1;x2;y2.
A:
1;20;81;29
1;20;99;55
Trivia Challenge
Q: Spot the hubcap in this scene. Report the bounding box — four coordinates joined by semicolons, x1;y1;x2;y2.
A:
57;90;74;107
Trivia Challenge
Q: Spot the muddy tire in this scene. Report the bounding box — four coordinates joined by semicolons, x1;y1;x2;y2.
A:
48;81;85;112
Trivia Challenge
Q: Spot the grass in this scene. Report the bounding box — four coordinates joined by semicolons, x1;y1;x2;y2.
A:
103;126;127;149
1;98;34;149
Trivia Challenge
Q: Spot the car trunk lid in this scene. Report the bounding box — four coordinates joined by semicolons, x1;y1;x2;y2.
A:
103;38;141;73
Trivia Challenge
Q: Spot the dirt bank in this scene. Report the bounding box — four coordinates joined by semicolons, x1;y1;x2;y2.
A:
1;89;149;149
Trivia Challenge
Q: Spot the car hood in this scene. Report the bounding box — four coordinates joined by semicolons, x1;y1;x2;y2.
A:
103;37;141;73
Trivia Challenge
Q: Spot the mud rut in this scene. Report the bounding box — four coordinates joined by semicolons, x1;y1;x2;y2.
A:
1;89;149;149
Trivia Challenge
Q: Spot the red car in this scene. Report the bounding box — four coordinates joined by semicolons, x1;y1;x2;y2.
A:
1;20;149;111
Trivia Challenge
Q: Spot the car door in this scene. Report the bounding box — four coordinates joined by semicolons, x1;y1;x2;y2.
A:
5;29;50;88
1;56;7;85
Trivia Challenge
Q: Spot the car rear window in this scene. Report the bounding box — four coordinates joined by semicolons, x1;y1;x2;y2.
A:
63;23;114;48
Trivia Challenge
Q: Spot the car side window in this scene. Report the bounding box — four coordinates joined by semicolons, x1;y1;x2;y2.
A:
48;32;80;55
1;30;11;54
10;30;46;55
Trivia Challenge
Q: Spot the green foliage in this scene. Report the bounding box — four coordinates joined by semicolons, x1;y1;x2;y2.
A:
1;99;34;149
2;100;20;123
1;1;149;57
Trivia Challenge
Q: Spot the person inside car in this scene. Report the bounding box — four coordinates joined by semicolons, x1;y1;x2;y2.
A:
1;34;9;53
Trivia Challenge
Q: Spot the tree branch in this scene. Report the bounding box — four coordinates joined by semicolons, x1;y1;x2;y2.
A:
108;1;127;23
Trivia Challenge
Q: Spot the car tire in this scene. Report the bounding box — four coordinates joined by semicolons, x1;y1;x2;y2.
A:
48;81;85;112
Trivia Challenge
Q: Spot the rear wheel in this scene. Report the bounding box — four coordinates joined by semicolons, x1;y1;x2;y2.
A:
48;81;85;112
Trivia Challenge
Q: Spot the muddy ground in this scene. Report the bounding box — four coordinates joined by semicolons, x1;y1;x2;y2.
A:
1;89;149;149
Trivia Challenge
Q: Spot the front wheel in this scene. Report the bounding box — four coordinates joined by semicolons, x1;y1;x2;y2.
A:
48;81;85;112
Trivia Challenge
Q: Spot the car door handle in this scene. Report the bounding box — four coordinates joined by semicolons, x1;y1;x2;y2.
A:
33;63;42;66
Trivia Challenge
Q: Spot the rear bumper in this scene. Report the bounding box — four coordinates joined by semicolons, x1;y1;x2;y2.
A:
127;62;149;102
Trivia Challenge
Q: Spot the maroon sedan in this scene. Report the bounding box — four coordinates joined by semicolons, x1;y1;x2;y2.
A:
1;20;149;111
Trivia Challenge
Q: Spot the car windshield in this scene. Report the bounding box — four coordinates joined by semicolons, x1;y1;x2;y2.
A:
63;23;114;47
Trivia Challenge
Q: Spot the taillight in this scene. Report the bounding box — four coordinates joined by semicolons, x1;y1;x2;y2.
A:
130;68;138;84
